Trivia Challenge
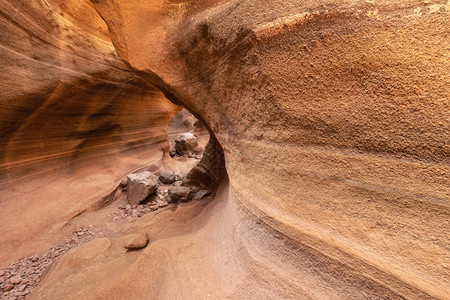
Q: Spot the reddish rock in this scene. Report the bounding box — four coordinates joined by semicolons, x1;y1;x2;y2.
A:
124;233;150;250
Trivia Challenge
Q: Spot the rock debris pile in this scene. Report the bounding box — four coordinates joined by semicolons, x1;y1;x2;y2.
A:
110;170;210;222
170;133;203;158
0;227;94;300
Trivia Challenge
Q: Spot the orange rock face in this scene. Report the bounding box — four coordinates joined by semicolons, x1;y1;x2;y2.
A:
0;0;179;265
1;0;449;299
89;1;448;299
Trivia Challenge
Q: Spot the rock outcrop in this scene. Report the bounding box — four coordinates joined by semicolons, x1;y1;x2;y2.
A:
87;1;447;299
0;0;179;266
0;0;448;299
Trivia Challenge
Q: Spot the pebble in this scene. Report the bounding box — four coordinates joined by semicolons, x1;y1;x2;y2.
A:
10;276;22;285
17;284;27;292
124;233;150;250
3;284;13;292
0;269;5;277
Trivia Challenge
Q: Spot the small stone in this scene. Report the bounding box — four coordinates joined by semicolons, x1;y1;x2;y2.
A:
159;170;175;184
120;177;128;188
0;269;5;276
175;173;185;181
171;181;182;187
169;142;176;157
157;199;169;208
124;233;149;250
14;290;29;297
168;186;192;203
17;284;27;292
10;275;22;285
137;205;143;211
125;204;131;211
3;284;14;292
0;277;4;284
118;204;126;210
193;190;210;201
77;231;85;236
149;205;159;211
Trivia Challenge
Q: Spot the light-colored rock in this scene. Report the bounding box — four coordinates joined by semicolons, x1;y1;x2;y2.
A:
10;275;22;285
169;142;176;157
168;186;192;203
124;233;149;250
126;172;158;206
0;269;5;277
175;133;203;156
192;190;210;201
159;170;175;184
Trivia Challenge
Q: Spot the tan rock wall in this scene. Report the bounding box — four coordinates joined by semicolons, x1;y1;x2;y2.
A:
91;0;450;298
0;0;179;265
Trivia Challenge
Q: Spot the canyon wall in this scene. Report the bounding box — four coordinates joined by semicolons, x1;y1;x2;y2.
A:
0;0;179;266
0;0;448;299
87;0;449;298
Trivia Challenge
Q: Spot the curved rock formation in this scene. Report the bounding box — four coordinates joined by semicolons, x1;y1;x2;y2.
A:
1;0;449;299
88;1;448;299
0;0;179;266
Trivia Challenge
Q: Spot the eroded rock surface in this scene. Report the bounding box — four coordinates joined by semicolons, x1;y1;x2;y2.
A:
0;0;448;299
0;0;179;266
87;1;448;299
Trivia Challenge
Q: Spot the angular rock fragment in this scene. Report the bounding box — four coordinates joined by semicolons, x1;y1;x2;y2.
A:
168;186;192;203
159;170;175;184
126;171;158;206
124;233;149;250
192;190;210;201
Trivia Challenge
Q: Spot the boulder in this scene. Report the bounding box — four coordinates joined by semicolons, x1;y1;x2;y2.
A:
126;172;158;206
124;233;149;250
175;133;203;156
159;170;175;184
168;186;192;203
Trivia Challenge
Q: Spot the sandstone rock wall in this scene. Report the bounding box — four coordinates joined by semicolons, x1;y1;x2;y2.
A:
0;0;179;266
89;1;449;298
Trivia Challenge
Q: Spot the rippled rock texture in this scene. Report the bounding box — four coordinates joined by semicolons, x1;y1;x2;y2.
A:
0;0;179;265
1;0;449;299
89;0;448;299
